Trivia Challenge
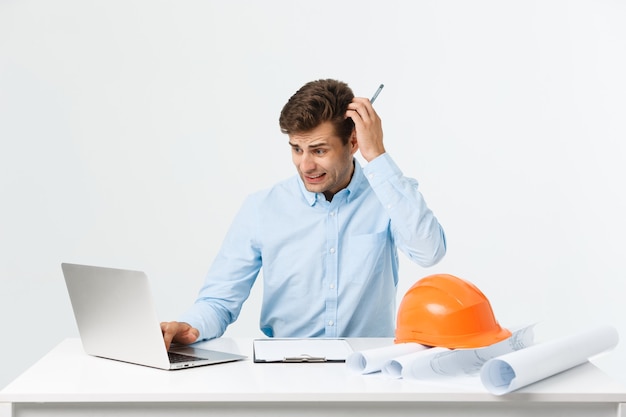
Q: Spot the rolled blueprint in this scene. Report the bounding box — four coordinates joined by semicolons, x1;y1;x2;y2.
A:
346;343;428;374
382;347;449;379
428;324;535;377
480;325;619;395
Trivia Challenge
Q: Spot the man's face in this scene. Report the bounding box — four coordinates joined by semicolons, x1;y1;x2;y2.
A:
289;121;358;201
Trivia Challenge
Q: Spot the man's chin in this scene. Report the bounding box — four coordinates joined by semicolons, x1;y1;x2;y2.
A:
304;184;323;194
301;176;326;192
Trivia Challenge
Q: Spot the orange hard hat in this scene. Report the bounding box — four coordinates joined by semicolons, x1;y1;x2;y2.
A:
395;274;511;348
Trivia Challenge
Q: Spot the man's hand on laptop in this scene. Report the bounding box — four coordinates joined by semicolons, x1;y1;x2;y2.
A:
160;321;199;351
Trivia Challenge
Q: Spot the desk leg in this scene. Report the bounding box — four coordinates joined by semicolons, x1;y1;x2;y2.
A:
0;403;13;417
618;403;626;417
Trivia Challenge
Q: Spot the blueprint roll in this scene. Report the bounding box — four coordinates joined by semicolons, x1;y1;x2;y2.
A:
480;325;619;395
346;343;428;374
382;347;448;379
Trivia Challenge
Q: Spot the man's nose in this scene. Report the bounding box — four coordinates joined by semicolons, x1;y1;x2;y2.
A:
300;152;315;172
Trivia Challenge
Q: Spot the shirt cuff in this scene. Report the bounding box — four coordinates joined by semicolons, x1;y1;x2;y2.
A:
178;305;224;342
361;153;403;187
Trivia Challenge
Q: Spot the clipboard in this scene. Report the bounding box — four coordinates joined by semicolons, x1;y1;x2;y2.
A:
252;338;353;363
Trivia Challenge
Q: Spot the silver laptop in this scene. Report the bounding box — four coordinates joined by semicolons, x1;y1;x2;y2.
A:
61;263;246;370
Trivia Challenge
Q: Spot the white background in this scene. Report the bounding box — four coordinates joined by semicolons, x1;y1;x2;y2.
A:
1;0;625;389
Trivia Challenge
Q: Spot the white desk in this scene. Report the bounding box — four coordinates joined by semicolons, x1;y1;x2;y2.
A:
2;337;626;417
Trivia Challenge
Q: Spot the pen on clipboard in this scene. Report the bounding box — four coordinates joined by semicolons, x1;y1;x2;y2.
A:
283;354;327;363
370;83;384;103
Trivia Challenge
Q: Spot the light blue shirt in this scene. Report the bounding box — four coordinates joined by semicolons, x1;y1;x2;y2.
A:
179;153;446;340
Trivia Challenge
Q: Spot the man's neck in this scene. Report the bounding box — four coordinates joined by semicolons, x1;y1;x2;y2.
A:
323;160;355;202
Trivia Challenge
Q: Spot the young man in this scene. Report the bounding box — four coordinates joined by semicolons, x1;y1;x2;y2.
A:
161;79;446;349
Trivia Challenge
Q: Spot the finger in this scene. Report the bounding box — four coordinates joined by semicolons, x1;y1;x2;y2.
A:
161;321;177;351
346;98;376;124
346;105;367;127
182;326;200;344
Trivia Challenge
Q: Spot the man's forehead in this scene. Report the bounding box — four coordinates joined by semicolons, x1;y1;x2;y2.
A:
289;123;340;147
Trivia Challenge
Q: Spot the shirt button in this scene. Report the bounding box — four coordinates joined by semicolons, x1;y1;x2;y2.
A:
329;211;336;217
329;247;336;254
328;320;334;326
329;283;335;289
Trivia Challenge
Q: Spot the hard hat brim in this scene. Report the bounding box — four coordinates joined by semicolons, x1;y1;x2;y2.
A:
395;325;512;349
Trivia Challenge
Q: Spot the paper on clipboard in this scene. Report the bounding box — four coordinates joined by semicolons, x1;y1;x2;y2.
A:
253;338;353;363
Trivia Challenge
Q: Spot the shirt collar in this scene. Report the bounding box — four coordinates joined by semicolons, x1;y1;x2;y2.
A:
297;159;365;206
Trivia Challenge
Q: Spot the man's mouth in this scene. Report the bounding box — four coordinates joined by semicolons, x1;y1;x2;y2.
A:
305;173;326;183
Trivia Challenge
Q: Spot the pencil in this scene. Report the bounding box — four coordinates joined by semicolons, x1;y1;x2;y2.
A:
370;84;384;103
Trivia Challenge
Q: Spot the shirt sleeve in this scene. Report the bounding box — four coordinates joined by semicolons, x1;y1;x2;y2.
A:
178;194;262;341
362;153;447;267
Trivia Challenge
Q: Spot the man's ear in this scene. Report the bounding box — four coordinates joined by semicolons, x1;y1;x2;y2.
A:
350;129;358;154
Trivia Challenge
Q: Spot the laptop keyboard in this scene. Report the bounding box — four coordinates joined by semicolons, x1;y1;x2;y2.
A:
168;351;205;363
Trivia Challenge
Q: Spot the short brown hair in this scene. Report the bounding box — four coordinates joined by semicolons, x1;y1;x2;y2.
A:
279;79;355;145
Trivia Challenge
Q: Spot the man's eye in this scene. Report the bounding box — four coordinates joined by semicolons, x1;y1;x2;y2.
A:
314;149;326;155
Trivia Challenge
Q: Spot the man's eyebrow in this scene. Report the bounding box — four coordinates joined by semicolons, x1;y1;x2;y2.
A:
289;141;328;149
